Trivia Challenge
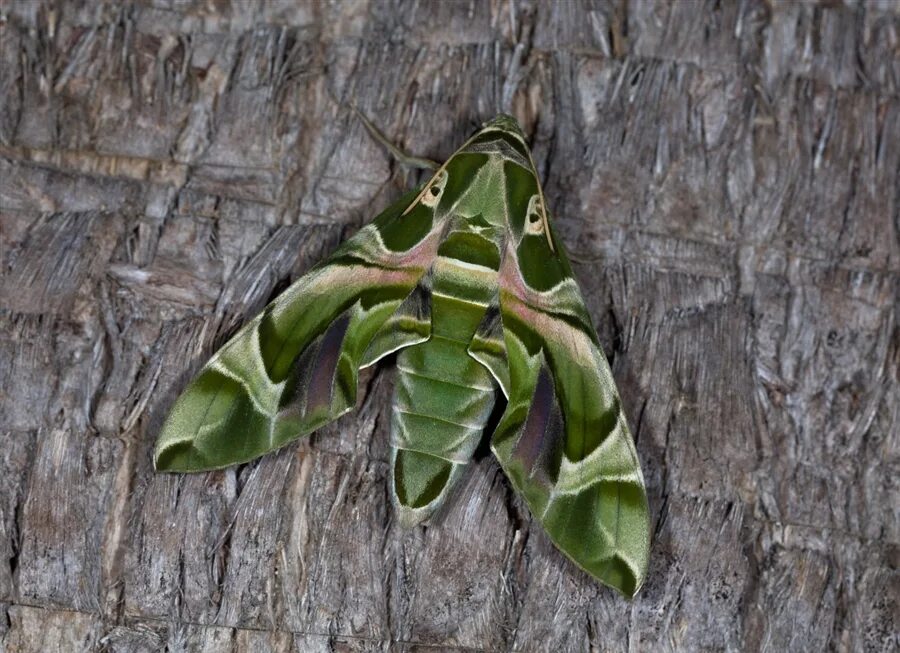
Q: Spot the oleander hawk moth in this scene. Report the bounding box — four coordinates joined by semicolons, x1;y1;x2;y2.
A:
154;115;651;597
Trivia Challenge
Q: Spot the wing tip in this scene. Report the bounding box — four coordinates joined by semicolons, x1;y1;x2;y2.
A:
560;547;648;599
152;439;194;473
395;503;432;529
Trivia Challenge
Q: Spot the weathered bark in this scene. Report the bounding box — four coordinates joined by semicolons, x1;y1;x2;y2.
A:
0;1;897;651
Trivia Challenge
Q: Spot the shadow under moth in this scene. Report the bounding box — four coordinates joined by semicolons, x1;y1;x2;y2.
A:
154;114;650;597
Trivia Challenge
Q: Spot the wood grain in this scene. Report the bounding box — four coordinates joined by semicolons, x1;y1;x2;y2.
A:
1;1;897;651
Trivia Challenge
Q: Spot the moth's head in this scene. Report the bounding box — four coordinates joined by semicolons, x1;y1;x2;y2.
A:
463;114;530;160
479;114;527;141
457;114;534;174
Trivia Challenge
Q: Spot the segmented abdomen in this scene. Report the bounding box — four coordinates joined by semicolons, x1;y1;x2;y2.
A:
390;256;498;525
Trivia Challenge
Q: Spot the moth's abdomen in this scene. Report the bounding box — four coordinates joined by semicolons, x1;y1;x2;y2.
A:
390;267;497;526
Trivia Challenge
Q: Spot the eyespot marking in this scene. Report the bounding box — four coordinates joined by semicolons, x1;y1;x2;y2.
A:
421;170;447;208
525;195;545;235
405;169;448;214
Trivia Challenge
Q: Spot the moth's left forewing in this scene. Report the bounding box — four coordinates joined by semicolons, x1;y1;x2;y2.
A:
154;186;441;472
487;157;650;598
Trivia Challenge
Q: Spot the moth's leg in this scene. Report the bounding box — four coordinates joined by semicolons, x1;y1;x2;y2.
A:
351;105;439;171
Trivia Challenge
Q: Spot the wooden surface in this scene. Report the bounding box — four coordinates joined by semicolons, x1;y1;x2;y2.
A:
1;1;898;651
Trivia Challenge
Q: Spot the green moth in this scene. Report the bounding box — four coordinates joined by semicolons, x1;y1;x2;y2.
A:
154;115;651;597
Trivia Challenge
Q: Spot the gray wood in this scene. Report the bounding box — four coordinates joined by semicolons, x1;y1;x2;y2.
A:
1;1;897;651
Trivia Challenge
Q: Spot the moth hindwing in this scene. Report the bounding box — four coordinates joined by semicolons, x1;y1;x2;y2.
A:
154;114;651;597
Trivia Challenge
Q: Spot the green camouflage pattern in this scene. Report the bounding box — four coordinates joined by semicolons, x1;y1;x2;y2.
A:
154;115;650;597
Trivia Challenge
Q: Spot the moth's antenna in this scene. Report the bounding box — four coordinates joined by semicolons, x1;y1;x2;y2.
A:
350;104;439;171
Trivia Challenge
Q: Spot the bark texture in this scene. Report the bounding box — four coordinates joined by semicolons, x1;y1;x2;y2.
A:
1;1;898;651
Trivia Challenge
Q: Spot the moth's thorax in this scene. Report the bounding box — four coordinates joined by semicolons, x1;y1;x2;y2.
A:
429;156;505;303
445;156;509;230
